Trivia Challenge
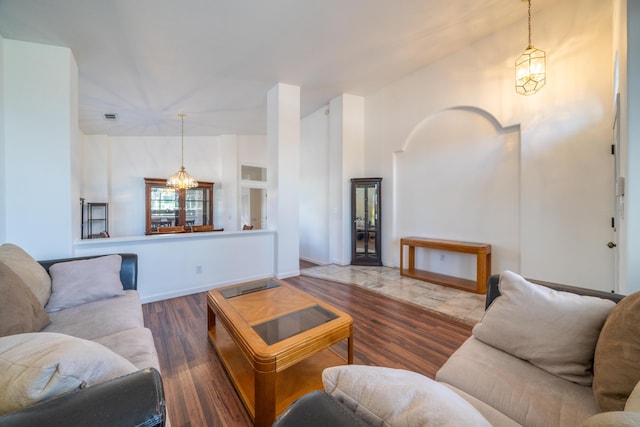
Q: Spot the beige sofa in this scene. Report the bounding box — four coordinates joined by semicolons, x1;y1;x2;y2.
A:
0;243;164;424
435;271;638;426
308;271;640;427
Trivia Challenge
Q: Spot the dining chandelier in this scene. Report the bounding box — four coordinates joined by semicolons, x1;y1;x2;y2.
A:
515;0;546;95
167;114;198;189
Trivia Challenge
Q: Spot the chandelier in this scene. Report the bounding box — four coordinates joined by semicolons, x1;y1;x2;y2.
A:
515;0;546;95
167;114;198;189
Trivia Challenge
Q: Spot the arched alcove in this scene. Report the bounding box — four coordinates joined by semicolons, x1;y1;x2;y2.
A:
394;106;520;279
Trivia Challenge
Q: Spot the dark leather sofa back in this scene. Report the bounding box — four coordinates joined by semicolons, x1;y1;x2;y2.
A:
38;253;138;290
486;273;625;309
0;368;165;427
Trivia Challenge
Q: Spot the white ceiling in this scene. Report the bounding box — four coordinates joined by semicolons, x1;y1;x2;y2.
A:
0;0;554;136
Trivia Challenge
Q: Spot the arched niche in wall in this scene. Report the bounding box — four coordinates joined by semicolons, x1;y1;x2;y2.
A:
393;106;520;279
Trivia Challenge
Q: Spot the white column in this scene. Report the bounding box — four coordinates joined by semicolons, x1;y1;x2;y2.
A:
328;94;365;265
267;83;300;278
4;40;78;258
218;134;239;231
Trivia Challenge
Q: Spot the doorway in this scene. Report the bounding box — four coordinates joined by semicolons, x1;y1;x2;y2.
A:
241;187;266;230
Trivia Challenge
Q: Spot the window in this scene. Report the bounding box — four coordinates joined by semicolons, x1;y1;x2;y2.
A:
241;165;267;181
144;178;214;234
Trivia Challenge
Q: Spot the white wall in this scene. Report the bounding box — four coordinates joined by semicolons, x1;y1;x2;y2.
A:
83;133;267;236
238;134;268;166
300;106;330;264
624;0;640;293
364;0;616;291
396;108;520;278
3;39;78;259
73;231;276;302
0;33;5;244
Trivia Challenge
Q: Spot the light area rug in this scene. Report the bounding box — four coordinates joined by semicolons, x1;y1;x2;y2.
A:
301;264;485;325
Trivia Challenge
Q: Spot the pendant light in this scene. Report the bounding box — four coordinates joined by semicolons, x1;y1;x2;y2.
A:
515;0;546;95
167;114;198;189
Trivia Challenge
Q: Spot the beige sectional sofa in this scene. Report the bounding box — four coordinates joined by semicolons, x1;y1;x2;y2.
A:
276;270;640;427
0;243;165;425
434;271;640;427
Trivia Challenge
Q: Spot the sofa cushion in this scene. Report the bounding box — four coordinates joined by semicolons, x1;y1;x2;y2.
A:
44;290;144;340
45;255;125;313
436;336;600;427
440;384;521;427
0;332;137;416
626;381;640;412
472;270;615;386
323;365;491;427
0;262;50;337
94;328;161;371
0;243;51;307
593;291;640;411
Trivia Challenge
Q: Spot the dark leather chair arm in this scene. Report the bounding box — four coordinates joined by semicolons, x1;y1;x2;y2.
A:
39;253;138;290
0;368;165;427
486;274;624;309
272;390;372;427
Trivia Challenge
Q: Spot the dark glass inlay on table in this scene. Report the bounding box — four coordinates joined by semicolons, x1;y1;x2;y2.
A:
252;305;339;345
220;280;281;299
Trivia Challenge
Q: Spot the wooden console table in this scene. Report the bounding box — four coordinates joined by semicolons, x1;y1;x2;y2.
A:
400;237;491;294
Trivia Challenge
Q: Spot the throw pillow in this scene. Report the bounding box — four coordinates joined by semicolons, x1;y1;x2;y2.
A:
593;292;640;411
322;365;491;427
580;411;640;427
45;255;125;313
0;263;50;337
472;270;615;386
0;332;138;415
0;243;52;307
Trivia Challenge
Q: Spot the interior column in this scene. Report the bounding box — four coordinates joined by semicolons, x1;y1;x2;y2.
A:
328;94;364;265
267;83;301;278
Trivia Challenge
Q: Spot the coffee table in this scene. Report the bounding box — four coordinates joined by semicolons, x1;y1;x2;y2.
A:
207;278;353;427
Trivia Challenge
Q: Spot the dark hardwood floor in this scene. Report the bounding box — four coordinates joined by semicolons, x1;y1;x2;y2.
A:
142;271;472;427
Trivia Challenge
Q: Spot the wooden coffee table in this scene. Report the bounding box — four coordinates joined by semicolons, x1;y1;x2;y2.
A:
207;278;353;427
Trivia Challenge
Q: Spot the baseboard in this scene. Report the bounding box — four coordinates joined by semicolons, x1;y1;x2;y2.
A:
139;273;273;303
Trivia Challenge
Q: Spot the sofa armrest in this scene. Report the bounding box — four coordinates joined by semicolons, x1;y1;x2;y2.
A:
0;368;165;427
273;390;372;427
486;274;624;309
38;253;138;290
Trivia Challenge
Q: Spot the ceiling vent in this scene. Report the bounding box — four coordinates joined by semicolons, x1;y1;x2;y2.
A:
104;113;118;120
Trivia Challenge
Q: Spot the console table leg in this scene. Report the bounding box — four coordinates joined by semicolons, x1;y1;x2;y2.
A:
408;246;415;271
476;252;490;294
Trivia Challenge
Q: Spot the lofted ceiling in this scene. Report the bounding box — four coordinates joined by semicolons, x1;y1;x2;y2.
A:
0;0;554;136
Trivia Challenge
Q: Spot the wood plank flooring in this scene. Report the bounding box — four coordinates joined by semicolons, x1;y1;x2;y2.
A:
142;272;473;427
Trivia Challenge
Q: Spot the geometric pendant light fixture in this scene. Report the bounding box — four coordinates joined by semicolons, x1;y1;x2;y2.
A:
515;0;546;95
167;113;199;189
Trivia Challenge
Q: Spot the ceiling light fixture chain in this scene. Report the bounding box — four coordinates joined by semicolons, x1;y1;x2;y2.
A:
167;113;199;190
180;113;185;167
527;0;532;47
515;0;546;96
